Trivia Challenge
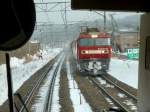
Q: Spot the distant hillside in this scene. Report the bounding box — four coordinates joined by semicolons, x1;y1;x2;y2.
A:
91;14;141;30
116;15;140;30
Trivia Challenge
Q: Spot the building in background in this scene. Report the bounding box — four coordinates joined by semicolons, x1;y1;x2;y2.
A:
116;31;139;52
0;40;40;64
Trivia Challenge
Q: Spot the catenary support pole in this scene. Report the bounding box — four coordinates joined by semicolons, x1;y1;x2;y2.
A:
5;53;14;112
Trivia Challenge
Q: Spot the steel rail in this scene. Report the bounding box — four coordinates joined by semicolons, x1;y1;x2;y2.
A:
45;63;59;112
101;75;137;101
90;78;130;112
44;55;65;112
18;63;53;112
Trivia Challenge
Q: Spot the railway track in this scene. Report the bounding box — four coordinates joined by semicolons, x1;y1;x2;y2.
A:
44;55;65;112
14;61;54;112
101;75;137;101
89;75;137;112
32;53;65;112
14;53;65;112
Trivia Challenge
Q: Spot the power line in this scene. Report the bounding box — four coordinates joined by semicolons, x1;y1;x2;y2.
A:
47;3;60;11
35;2;70;5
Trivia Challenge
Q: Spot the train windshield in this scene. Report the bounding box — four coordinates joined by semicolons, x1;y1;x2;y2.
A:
79;38;111;46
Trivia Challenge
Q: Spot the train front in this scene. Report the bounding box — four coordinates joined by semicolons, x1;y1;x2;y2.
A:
77;32;112;74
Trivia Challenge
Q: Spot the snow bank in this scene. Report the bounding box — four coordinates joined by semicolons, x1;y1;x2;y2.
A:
0;48;62;105
109;58;139;89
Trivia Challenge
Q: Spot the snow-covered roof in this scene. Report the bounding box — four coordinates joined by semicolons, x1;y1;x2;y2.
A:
30;40;39;43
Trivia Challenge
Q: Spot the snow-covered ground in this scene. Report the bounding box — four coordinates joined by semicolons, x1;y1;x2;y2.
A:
109;58;139;89
66;59;92;112
0;49;139;109
0;48;62;106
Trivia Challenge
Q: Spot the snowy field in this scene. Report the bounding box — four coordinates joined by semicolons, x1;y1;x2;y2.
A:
0;48;62;105
109;58;139;89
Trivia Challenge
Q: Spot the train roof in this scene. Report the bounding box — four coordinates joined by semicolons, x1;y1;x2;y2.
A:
79;32;111;38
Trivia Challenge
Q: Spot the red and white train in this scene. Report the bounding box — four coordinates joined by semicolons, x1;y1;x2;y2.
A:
71;27;112;74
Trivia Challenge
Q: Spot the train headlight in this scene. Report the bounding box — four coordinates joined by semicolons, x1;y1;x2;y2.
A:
101;50;105;53
81;50;89;54
91;35;98;38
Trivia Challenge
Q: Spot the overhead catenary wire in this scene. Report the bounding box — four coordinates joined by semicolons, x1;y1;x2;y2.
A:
60;9;66;25
35;1;70;4
94;11;107;30
37;10;72;12
35;0;70;25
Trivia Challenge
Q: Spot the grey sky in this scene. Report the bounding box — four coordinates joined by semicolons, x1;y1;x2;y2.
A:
34;0;141;24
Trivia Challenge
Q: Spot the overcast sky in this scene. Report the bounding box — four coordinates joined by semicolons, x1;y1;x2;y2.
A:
34;0;141;24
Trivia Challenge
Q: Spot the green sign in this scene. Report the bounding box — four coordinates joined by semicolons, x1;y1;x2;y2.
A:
127;48;139;59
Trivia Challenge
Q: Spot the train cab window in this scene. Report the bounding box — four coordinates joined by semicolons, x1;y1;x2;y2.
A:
79;38;94;46
95;38;111;46
0;0;141;111
79;38;111;46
